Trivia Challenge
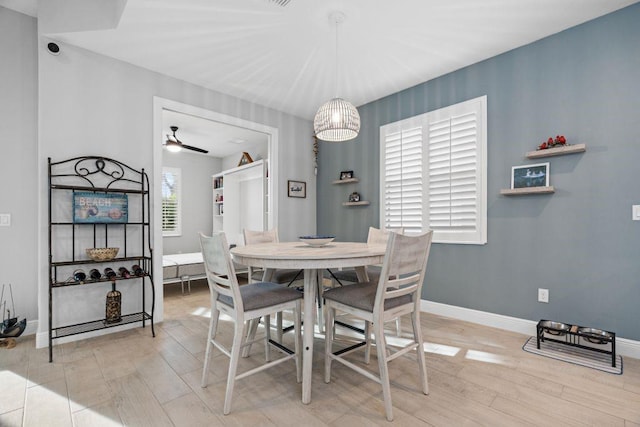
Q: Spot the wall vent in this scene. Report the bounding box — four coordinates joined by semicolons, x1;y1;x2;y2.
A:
266;0;292;7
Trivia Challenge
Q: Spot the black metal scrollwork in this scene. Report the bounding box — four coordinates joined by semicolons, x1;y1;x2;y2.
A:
51;156;144;190
74;157;125;187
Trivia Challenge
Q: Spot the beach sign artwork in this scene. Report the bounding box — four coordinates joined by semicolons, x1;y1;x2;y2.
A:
73;192;128;223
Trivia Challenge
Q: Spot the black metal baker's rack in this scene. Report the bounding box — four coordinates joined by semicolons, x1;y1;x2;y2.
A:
536;319;616;367
47;156;155;362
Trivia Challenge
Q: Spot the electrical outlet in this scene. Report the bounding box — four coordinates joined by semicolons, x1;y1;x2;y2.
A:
538;288;549;303
0;213;10;227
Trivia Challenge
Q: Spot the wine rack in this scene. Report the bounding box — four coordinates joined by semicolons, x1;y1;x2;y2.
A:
47;156;155;362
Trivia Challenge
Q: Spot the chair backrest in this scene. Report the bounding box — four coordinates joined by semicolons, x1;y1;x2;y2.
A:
374;231;433;313
367;227;405;269
199;232;244;312
243;228;279;245
366;227;405;245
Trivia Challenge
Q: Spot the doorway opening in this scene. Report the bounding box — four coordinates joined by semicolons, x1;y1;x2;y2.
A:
152;97;279;320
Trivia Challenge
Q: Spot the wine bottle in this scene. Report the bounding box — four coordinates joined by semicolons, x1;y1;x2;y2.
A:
73;269;86;282
105;282;122;324
118;267;131;279
132;264;144;277
89;269;101;280
104;267;117;280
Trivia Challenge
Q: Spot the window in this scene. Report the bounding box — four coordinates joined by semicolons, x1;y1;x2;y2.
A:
162;167;182;236
380;96;487;244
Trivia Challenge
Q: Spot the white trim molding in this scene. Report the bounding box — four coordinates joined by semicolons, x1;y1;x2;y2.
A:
421;300;640;359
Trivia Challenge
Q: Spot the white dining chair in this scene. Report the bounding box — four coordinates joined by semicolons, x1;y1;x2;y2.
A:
199;232;302;415
242;228;303;353
326;227;405;336
243;228;303;288
323;230;433;421
327;227;404;285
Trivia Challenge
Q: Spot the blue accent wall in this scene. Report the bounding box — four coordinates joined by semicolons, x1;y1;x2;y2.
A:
317;3;640;339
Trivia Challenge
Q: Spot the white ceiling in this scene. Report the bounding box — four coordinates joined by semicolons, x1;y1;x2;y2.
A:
3;0;638;154
162;109;268;158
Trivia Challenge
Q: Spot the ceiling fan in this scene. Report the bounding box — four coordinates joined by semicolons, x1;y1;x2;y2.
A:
165;126;209;154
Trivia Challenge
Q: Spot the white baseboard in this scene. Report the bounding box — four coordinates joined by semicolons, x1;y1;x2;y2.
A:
24;301;640;359
23;319;38;337
421;300;640;359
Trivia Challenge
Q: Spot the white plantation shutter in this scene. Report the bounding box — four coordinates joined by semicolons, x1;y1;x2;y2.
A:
162;167;182;236
380;96;486;244
382;124;423;233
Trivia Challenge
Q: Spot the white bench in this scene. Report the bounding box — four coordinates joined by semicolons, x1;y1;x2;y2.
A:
163;253;205;294
163;251;248;294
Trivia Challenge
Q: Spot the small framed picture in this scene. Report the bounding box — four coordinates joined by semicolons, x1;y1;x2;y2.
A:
511;162;550;189
287;180;306;198
340;170;354;180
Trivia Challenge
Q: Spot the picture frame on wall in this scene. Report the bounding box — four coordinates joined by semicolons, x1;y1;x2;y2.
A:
287;180;306;198
511;162;550;189
339;170;354;180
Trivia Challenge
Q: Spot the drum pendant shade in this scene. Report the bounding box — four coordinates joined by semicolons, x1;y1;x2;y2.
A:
314;98;360;142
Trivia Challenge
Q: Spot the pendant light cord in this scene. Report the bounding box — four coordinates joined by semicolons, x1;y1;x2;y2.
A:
332;11;345;98
334;15;339;98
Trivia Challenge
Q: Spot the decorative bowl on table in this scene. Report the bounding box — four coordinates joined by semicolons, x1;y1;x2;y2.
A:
86;247;119;261
299;236;335;247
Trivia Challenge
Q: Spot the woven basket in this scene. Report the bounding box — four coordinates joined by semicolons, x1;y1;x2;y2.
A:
86;247;119;262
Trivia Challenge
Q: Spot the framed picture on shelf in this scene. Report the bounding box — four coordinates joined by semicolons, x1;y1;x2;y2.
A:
339;170;354;180
287;180;306;198
511;162;550;189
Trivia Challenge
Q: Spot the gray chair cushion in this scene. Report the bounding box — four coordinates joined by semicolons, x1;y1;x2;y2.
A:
251;268;302;285
323;281;412;312
218;281;302;312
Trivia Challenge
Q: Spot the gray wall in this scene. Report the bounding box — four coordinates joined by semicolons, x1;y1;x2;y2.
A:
0;7;38;328
162;151;221;254
318;4;640;340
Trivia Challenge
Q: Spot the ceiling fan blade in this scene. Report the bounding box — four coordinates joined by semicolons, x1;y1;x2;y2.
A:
182;144;209;154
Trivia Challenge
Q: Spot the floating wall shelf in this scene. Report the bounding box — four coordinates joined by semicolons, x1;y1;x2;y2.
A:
526;144;586;159
500;186;555;196
343;201;370;206
332;178;359;184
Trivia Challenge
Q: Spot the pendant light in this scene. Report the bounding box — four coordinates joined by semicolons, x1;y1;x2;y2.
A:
313;11;360;142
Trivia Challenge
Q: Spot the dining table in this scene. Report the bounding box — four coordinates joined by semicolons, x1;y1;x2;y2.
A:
231;240;387;404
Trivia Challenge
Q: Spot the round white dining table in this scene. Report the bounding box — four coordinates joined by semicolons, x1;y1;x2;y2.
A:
231;241;386;404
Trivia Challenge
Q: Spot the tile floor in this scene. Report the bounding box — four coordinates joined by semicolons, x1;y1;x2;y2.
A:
1;280;639;426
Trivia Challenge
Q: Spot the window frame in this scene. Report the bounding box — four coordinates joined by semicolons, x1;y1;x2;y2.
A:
162;166;182;237
379;95;487;245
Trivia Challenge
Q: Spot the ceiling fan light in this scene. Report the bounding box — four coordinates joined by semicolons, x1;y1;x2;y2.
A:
166;140;182;152
313;98;360;142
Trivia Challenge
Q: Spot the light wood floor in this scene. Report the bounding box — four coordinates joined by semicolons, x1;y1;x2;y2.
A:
1;280;639;426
